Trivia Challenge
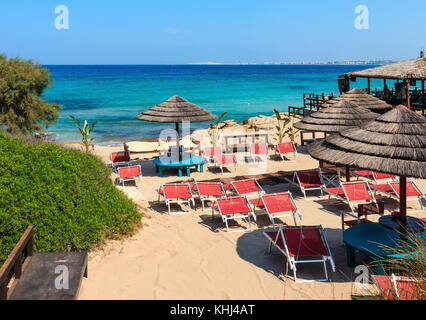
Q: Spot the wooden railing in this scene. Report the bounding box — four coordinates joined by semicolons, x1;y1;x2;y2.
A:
0;226;34;300
303;92;335;110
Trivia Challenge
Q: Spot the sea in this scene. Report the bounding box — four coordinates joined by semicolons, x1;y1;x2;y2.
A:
42;64;379;144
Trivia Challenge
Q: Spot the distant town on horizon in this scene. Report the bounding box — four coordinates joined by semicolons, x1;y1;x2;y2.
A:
187;60;395;66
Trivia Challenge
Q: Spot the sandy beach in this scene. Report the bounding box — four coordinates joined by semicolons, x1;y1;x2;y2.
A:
61;115;426;300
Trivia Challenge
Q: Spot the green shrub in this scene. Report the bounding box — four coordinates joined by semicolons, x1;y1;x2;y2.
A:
0;133;142;264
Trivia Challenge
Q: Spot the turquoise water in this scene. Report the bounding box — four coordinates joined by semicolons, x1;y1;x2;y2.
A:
42;65;376;143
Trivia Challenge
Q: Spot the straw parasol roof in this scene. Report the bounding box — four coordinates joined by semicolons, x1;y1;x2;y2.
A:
294;100;379;133
308;105;426;179
347;57;426;80
321;88;393;113
136;95;217;123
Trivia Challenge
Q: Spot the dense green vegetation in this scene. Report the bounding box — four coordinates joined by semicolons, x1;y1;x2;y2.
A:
0;133;142;264
0;54;61;134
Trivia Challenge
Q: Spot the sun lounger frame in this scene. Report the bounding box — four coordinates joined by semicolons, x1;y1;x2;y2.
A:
117;165;142;187
249;143;270;162
202;146;222;164
324;181;377;213
274;142;297;161
263;225;336;283
192;181;227;211
353;170;397;184
371;179;425;213
213;153;238;174
158;183;195;215
371;274;425;300
212;196;254;233
285;168;326;200
110;151;131;172
258;191;302;228
231;178;265;206
202;147;238;174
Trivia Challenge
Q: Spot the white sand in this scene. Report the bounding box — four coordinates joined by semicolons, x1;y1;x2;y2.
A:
67;116;425;300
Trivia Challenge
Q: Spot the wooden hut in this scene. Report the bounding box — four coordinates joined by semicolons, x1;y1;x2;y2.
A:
339;52;426;109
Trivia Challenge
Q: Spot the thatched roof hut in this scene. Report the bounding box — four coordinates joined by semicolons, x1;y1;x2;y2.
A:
294;100;379;133
136;95;217;123
308;105;426;179
321;88;393;113
347;57;426;81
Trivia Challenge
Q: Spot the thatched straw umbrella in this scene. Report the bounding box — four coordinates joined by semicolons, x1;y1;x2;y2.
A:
309;105;426;236
136;95;217;161
294;100;379;133
321;88;393;114
294;100;380;181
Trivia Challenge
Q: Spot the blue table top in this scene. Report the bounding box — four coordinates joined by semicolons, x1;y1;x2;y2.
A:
153;155;205;167
343;222;425;259
379;215;425;233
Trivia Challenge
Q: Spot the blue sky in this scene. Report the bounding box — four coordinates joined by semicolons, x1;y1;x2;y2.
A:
1;0;425;64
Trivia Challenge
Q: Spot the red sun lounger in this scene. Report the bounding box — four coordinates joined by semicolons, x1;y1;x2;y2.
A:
371;180;425;212
202;147;223;164
250;143;269;162
255;192;302;227
203;147;237;174
371;274;425;300
192;181;226;211
263;225;335;282
214;154;237;174
274;142;297;161
325;181;377;213
285;168;326;200
231;178;265;207
118;165;142;187
353;170;396;184
157;183;195;215
211;196;254;233
111;151;131;172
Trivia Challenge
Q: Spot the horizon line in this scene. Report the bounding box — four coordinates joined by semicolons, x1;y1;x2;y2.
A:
41;63;386;66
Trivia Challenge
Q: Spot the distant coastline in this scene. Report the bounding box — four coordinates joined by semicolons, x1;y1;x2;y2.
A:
187;60;394;66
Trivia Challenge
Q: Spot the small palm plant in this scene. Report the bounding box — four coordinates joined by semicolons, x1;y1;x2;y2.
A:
274;109;291;144
274;107;305;144
70;115;97;153
208;112;228;147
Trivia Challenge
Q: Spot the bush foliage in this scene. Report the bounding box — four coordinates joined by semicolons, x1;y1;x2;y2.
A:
0;54;61;134
0;133;142;264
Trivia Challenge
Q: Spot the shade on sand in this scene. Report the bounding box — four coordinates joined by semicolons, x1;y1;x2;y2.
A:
347;57;426;81
294;100;379;133
309;105;426;235
136;95;217;161
321;88;392;114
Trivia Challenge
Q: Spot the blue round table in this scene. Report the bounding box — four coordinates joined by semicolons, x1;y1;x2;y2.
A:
153;155;205;177
378;215;425;233
343;222;425;275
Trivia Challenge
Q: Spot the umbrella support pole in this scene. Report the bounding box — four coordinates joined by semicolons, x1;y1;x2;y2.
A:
399;176;407;240
345;166;350;182
176;122;182;162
